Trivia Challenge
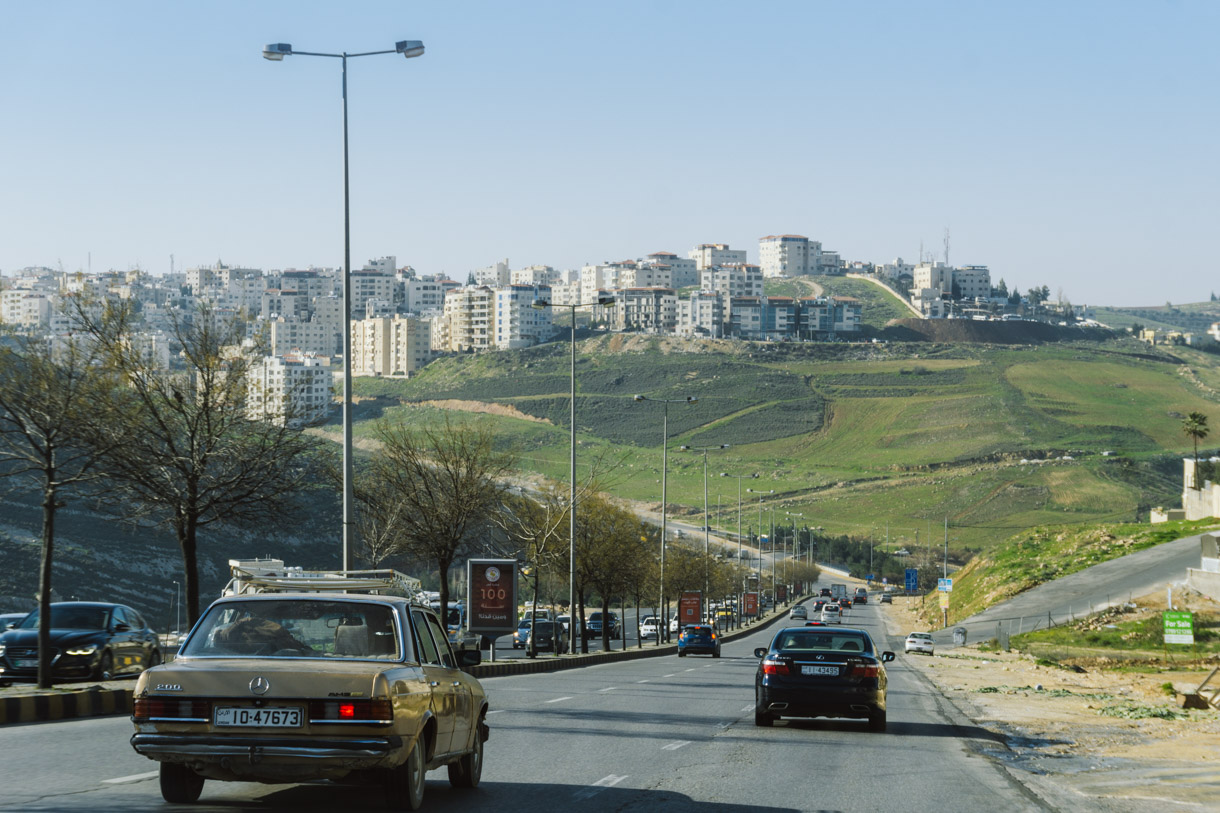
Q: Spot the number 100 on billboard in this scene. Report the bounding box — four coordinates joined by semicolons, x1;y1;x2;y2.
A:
467;558;519;635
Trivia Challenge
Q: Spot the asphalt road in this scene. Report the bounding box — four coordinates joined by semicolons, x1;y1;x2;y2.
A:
938;532;1206;647
0;594;1054;812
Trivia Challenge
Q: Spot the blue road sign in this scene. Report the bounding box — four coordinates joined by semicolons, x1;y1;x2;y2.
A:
905;568;918;592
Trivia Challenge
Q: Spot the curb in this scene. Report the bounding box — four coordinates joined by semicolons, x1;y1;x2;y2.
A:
0;686;132;725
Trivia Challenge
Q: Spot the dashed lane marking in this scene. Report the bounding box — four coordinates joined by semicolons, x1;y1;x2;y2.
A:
574;774;628;800
487;709;506;714
661;740;691;750
598;687;617;692
103;772;159;785
544;696;573;703
637;679;650;683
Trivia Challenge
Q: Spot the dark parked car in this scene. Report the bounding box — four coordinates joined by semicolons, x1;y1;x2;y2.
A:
754;625;895;731
584;611;620;640
0;612;28;631
677;624;720;657
0;601;161;681
526;620;565;654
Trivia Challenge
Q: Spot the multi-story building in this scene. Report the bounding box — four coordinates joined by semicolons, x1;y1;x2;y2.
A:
440;286;495;352
759;234;822;278
363;256;396;276
403;277;447;314
267;314;341;356
511;265;561;286
689;243;748;271
731;296;862;340
644;252;699;288
279;269;335;300
247;353;332;427
494;284;554;349
473;259;511;287
613;288;677;334
955;265;992;301
349;271;397;315
261;289;311;320
0;289;51;328
351;314;433;377
676;291;725;338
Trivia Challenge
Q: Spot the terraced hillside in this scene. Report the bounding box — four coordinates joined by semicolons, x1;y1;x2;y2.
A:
347;335;1219;552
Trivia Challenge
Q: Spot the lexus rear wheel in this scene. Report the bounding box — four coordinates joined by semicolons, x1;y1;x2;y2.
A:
159;763;204;803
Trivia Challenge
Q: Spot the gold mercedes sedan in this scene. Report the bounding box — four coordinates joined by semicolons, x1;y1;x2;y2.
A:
130;592;487;810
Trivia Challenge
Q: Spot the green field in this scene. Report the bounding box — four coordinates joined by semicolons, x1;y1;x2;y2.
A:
344;323;1220;555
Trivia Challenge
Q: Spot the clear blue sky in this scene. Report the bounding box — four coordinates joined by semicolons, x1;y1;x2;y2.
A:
3;1;1216;307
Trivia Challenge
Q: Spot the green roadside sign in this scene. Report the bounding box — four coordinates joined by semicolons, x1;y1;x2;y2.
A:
1163;611;1194;645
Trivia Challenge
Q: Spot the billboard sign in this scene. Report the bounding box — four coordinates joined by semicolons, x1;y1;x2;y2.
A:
679;592;703;626
743;591;759;616
776;584;788;602
938;578;953;593
466;559;518;635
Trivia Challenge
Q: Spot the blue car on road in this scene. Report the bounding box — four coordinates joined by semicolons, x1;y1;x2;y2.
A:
677;624;720;657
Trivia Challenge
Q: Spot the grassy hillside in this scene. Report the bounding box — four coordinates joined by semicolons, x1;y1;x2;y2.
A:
346;333;1220;552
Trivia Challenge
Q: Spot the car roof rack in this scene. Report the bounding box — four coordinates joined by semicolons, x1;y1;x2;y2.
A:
223;558;423;598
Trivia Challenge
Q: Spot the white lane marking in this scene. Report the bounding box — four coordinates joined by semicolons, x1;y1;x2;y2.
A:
661;740;691;750
741;705;754;713
662;674;676;678
574;774;628;800
544;696;573;704
685;668;697;672
102;771;159;785
637;679;650;683
598;687;617;692
487;709;506;714
716;721;733;729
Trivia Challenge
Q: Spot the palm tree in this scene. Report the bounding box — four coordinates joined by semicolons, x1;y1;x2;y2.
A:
1183;412;1210;488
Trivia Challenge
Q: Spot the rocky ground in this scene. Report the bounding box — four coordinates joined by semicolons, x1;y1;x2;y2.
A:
882;593;1220;811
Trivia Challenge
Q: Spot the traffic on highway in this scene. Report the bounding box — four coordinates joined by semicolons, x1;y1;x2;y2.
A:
0;581;1040;812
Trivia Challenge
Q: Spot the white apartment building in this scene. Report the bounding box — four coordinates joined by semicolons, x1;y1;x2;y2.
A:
279;269;335;299
645;252;699;287
580;264;624;306
261;289;311;320
689;243;747;271
876;258;915;281
247;353;333;427
759;234;822;278
0;289;51;327
912;262;953;295
613;288;676;334
268;315;340;356
511;265;562;286
676;291;725;338
495;285;554;349
349;272;397;315
619;262;673;290
363;256;396;275
403;278;447;313
440;286;494;352
955;265;992;300
351;314;433;377
473;259;511;287
700;264;764;300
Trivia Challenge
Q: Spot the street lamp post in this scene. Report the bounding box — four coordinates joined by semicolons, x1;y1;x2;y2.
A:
786;511;803;596
263;39;425;573
172;580;181;637
680;444;729;621
721;471;758;628
534;296;614;653
633;394;696;643
746;487;773;611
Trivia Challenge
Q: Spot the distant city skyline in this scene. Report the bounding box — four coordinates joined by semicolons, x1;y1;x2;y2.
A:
2;1;1216;307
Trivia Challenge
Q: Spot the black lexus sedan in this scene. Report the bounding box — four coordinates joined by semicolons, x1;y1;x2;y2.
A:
0;601;162;681
754;626;894;731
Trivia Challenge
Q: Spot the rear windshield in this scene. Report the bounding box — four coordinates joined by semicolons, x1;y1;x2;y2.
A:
773;631;872;654
684;626;712;634
182;599;403;661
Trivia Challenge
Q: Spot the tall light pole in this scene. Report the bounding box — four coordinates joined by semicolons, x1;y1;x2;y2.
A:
720;471;757;628
633;394;696;643
786;511;803;596
263;39;425;573
747;488;773;605
534;296;614;653
680;444;729;621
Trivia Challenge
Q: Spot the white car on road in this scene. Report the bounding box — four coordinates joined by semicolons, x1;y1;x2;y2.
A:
819;604;840;624
905;631;935;655
639;616;660;639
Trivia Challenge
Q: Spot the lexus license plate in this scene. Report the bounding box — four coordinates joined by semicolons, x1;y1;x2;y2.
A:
801;665;839;676
214;707;302;728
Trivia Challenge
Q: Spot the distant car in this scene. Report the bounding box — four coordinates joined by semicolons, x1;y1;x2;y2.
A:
669;617;681;634
853;588;868;604
0;601;161;681
788;605;808;621
0;612;28;631
525;620;565;655
905;632;935;655
754;625;895;730
811;599;827;613
838;598;852;611
585;611;620;640
512;618;533;649
677;624;720;658
639;616;660;639
879;594;893;604
820;604;841;624
819;588;832;597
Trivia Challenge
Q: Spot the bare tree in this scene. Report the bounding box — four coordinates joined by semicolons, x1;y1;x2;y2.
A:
367;415;515;620
74;300;321;625
0;330;126;687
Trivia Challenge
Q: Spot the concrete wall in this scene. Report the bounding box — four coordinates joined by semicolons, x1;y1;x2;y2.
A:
1187;568;1220;601
1181;459;1220;520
